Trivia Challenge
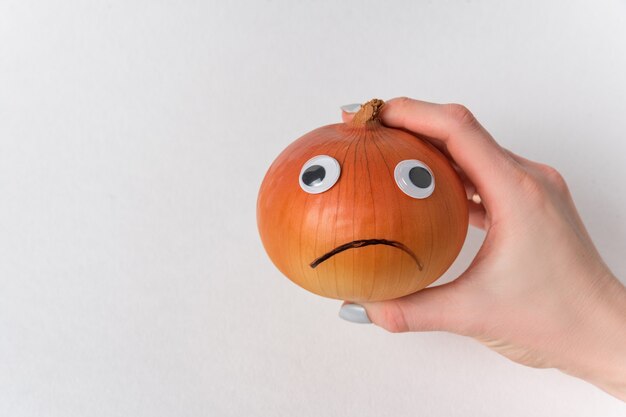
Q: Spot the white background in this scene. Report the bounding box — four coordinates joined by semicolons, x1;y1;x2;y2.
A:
1;1;626;416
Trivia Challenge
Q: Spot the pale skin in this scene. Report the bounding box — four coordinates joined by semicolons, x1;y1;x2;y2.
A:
340;97;626;401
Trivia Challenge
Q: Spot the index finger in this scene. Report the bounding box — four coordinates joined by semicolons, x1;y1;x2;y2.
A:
379;97;522;208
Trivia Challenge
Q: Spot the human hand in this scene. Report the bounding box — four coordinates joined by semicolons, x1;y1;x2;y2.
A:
338;98;626;401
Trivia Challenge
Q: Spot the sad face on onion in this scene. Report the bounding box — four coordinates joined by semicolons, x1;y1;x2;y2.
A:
257;99;468;302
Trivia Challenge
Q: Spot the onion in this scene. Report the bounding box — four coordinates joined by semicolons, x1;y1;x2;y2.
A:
257;99;468;302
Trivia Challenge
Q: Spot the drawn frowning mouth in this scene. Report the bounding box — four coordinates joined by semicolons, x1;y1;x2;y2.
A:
309;239;423;270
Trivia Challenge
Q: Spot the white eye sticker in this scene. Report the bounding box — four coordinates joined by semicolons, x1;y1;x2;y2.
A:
394;159;435;199
299;155;341;194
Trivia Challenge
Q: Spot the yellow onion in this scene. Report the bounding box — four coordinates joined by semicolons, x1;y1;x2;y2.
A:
257;99;468;302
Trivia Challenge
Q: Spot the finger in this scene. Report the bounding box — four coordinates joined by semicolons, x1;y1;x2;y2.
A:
340;281;474;335
343;103;455;161
342;101;479;197
453;163;478;198
379;98;523;208
343;102;483;197
504;148;538;168
460;175;486;228
342;101;486;228
469;201;487;230
340;103;361;123
451;161;486;228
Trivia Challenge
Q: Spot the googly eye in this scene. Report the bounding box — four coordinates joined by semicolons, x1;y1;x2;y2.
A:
299;155;341;194
394;160;435;199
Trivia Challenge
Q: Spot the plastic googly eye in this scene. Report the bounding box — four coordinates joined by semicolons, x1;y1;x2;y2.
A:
394;160;435;199
299;155;341;194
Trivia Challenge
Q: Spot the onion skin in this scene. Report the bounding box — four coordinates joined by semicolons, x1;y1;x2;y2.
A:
257;102;468;302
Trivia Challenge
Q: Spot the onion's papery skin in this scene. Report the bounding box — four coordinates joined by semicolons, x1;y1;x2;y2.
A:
257;113;468;302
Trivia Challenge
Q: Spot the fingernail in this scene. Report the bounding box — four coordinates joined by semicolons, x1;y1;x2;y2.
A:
340;103;361;113
339;303;371;324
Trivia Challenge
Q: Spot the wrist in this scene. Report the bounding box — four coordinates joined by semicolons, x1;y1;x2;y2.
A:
560;275;626;400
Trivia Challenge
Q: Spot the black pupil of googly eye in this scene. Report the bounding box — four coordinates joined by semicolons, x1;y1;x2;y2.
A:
302;165;326;187
409;166;432;188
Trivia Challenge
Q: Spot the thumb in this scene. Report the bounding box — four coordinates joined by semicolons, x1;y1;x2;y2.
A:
339;281;472;334
340;103;361;123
